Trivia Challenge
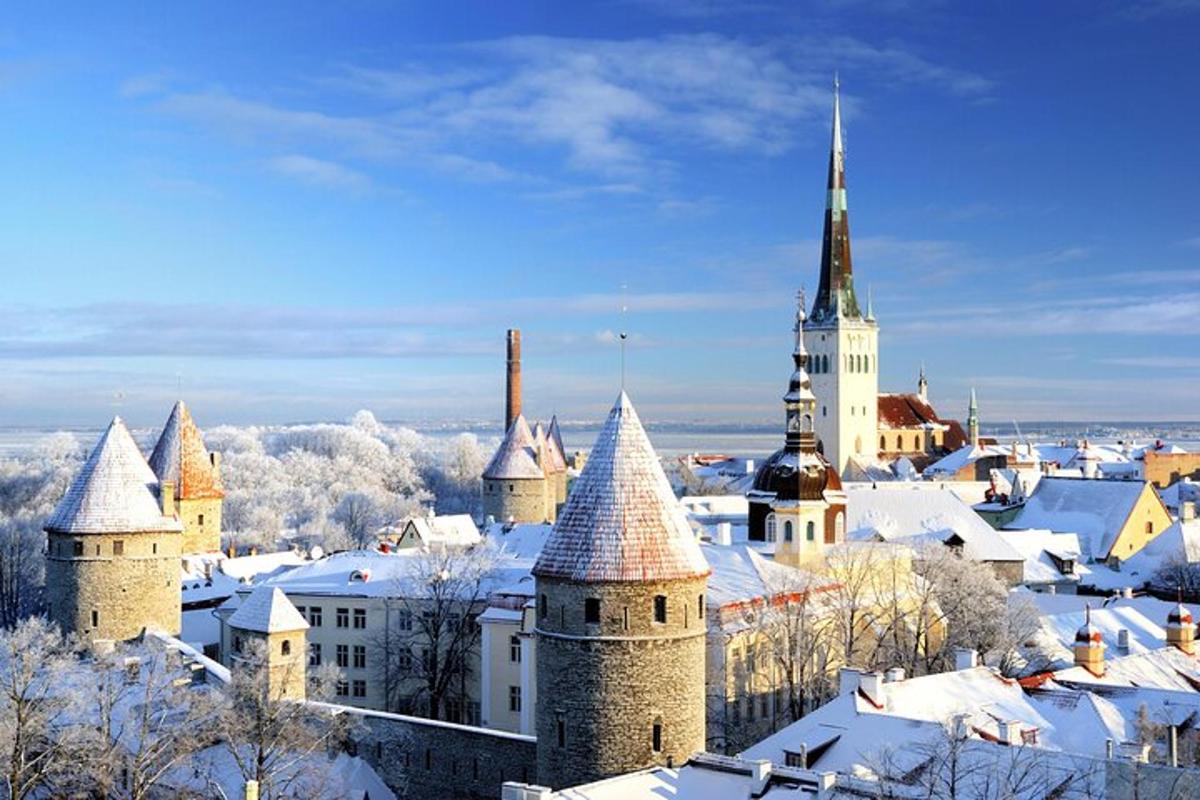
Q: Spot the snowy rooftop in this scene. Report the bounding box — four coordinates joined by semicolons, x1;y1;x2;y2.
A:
483;414;544;480
226;585;310;633
1053;645;1200;693
994;529;1081;585
533;392;710;583
45;416;183;535
701;543;829;610
405;514;481;547
1005;477;1154;560
846;483;1022;562
147;400;224;500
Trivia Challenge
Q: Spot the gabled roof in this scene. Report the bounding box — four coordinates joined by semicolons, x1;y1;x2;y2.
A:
533;392;710;583
148;401;224;500
877;393;942;430
227;585;309;633
482;414;544;480
404;514;481;547
45;417;183;535
1005;477;1154;560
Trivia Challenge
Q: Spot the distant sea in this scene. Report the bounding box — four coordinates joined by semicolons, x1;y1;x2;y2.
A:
5;421;1200;462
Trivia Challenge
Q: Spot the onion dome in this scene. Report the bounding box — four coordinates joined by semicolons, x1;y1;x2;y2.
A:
148;400;224;500
483;414;544;480
752;449;842;503
46;417;183;535
533;392;710;583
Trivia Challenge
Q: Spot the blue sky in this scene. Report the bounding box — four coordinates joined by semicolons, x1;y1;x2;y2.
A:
2;0;1198;428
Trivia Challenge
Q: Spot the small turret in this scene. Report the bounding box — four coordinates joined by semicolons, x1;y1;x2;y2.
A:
1073;605;1105;675
1166;597;1195;655
967;388;980;448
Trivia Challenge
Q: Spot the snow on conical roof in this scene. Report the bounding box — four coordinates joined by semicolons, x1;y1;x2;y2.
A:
227;586;309;634
545;415;568;473
483;414;544;480
45;417;183;535
148;401;224;500
533;392;710;582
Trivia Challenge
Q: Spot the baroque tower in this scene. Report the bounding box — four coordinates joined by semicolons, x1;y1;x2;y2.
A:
148;401;224;554
45;417;182;641
533;392;710;789
804;78;879;476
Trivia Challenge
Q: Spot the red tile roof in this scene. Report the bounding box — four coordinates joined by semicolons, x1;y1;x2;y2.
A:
148;401;224;500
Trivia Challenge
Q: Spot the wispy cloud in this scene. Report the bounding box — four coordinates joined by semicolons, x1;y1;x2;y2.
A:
266;154;371;191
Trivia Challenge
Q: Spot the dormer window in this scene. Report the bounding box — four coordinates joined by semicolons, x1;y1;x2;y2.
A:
349;569;371;583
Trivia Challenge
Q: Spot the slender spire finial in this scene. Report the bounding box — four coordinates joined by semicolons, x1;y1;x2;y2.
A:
865;284;874;321
794;287;807;354
619;283;628;393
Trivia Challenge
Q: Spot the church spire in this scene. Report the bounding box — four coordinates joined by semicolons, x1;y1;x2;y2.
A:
967;387;980;447
917;364;928;401
784;290;817;454
812;75;861;322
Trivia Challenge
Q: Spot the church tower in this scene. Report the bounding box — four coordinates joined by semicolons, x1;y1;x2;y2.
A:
148;401;224;555
967;388;980;448
533;392;710;789
804;78;879;477
45;417;182;641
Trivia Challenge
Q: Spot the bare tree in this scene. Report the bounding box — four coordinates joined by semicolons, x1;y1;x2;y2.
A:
215;639;354;800
822;543;893;666
0;618;85;800
331;493;382;550
374;545;498;721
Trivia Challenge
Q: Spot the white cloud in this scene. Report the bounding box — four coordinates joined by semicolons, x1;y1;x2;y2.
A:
266;154;371;191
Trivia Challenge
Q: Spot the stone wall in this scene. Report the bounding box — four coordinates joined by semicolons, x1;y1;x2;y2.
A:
347;705;537;799
46;529;181;641
534;575;708;789
483;477;553;524
178;496;222;554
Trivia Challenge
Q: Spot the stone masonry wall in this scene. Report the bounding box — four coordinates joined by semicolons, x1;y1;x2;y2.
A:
535;575;708;789
350;706;537;799
46;529;181;640
483;477;552;524
178;496;222;554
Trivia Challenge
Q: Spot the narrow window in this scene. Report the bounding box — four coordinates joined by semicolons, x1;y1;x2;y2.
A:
783;521;793;542
539;594;548;619
623;607;630;630
113;540;124;556
73;541;84;557
510;635;521;663
654;595;667;624
198;513;204;526
352;679;366;698
95;543;100;556
652;722;663;752
353;608;367;629
336;680;349;697
336;608;349;628
281;639;291;656
880;436;886;451
509;685;522;712
806;521;815;542
557;719;565;748
585;598;600;624
698;595;705;619
337;644;349;668
353;644;366;669
309;606;323;627
152;542;157;554
234;636;242;654
91;610;99;628
309;642;322;666
1146;521;1154;535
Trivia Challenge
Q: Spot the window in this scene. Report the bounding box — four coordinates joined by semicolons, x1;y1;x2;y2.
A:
510;635;521;663
337;644;349;668
113;540;124;556
397;650;413;672
880;436;886;451
557;719;565;748
295;605;306;617
234;636;242;654
896;435;902;450
152;543;157;554
309;643;322;666
336;608;349;628
353;645;367;669
1146;522;1154;535
652;722;663;752
783;521;793;542
539;594;548;619
353;608;367;629
509;685;522;712
73;541;84;557
308;606;323;627
654;595;667;624
281;639;291;656
352;679;367;698
336;680;349;697
91;610;99;628
765;514;777;543
198;514;204;525
914;435;920;451
835;512;845;542
822;405;827;417
397;609;412;631
698;595;705;620
806;521;815;542
585;598;600;624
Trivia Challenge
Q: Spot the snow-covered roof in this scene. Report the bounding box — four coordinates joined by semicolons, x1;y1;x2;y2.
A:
483;414;544;480
1025;604;1177;671
846;483;1022;562
226;585;310;633
533;392;710;583
679;494;750;521
483;522;553;563
45;416;183;535
1053;645;1200;693
147;400;224;500
702;543;828;610
1005;477;1152;560
994;529;1081;586
405;514;481;547
922;443;1009;478
218;549;309;582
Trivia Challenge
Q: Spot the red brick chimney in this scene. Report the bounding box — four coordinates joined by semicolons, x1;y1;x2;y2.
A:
506;329;522;431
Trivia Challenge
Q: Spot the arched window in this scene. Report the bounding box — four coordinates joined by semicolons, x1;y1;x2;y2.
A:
765;514;777;543
806;521;815;542
880;435;886;451
783;521;793;542
822;355;829;373
914;435;921;450
896;435;902;450
652;718;664;752
282;639;291;656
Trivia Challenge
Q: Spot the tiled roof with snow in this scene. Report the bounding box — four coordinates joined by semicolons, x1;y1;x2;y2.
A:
45;417;183;535
226;585;310;633
407;514;481;547
533;392;710;583
547;415;568;472
148;401;224;500
1005;477;1150;560
877;392;943;429
1053;646;1200;692
846;484;1022;562
994;529;1081;585
482;414;545;480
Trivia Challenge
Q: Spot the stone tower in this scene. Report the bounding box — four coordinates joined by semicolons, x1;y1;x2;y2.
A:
225;585;310;701
533;392;710;789
148;401;224;554
804;78;879;477
44;417;182;641
483;414;556;524
747;291;846;563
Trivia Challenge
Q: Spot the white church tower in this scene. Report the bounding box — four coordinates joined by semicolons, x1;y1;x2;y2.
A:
804;78;878;476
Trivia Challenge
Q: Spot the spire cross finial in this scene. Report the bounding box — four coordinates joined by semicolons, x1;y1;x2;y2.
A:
619;283;629;392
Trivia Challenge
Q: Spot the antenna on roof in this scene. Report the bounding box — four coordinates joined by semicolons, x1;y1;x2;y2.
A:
619;283;628;393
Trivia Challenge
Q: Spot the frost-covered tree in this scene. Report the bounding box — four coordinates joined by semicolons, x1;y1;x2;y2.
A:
331;493;383;550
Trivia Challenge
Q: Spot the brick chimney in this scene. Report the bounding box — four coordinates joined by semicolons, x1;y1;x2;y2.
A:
506;329;522;431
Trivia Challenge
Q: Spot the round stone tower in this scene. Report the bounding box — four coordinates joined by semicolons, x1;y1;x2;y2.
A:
533;392;710;789
483;414;555;524
44;416;182;642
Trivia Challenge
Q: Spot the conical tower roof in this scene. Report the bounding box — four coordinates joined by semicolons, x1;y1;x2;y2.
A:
45;417;182;535
483;414;544;480
545;416;568;473
533;392;710;583
148;401;224;500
